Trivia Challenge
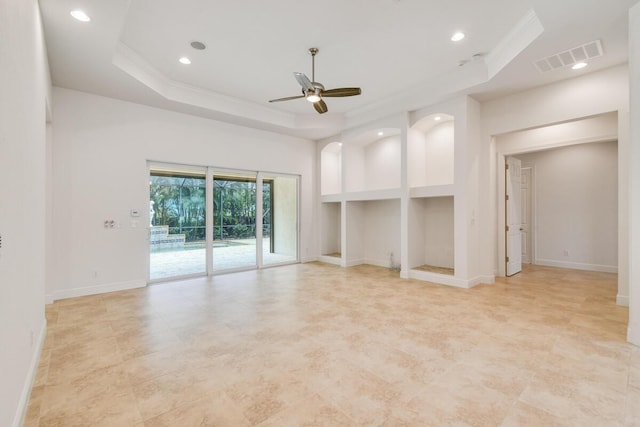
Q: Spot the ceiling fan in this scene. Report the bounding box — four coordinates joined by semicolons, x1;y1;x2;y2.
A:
268;48;362;114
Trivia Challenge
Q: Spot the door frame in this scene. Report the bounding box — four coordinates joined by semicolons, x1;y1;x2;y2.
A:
520;166;535;265
505;156;523;276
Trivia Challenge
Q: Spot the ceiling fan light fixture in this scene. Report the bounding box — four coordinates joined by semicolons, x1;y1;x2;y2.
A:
306;90;321;103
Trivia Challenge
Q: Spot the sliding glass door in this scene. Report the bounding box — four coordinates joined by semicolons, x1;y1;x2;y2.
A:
212;173;258;272
149;168;207;281
148;163;299;281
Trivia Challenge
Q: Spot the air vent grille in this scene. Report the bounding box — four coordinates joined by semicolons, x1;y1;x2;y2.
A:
534;40;603;73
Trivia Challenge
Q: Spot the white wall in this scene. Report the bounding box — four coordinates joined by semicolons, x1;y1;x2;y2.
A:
364;136;401;191
407;197;455;269
408;122;455;188
0;1;50;425
362;200;402;267
423;197;455;269
320;144;341;195
342;144;364;192
516;141;618;272
50;88;316;300
628;2;640;346
273;176;297;256
345;201;365;265
320;203;341;255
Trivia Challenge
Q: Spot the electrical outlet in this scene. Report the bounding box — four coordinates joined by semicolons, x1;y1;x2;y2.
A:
563;250;569;257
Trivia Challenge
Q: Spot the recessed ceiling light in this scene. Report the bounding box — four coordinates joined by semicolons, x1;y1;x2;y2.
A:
190;41;206;50
451;32;465;42
70;10;90;22
434;116;442;121
178;57;191;65
572;62;587;70
378;131;384;136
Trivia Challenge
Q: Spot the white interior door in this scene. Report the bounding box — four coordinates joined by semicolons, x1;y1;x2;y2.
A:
521;167;532;264
506;156;522;276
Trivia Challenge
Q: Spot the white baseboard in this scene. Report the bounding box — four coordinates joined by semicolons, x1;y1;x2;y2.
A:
301;256;319;263
363;258;392;269
469;275;496;287
48;279;146;302
536;259;618;273
345;258;366;267
617;294;629;307
317;255;341;266
13;319;46;427
408;270;494;289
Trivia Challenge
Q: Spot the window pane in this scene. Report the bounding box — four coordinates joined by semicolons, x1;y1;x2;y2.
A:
149;172;206;280
212;175;257;271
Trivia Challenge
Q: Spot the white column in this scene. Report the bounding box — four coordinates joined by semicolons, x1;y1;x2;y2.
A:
205;167;214;275
400;112;410;278
256;172;264;269
628;2;640;346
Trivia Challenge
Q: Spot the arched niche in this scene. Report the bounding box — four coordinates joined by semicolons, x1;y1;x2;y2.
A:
320;141;342;195
409;113;455;188
342;127;401;193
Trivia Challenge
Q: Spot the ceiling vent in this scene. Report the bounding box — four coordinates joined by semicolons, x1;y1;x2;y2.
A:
534;40;603;73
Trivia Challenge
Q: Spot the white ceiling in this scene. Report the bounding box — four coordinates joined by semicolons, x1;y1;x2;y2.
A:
39;0;639;140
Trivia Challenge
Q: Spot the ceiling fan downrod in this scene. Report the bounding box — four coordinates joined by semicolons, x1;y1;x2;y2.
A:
309;47;318;83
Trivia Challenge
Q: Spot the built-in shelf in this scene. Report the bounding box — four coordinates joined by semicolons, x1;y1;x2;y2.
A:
321;202;341;262
408;114;454;189
343;188;401;202
317;103;491;289
409;184;455;199
343;132;401;194
407;196;455;283
344;199;401;270
321;194;343;203
321;142;342;196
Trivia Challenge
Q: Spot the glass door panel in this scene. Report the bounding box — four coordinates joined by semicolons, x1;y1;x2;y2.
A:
149;169;206;280
212;173;257;272
262;174;298;266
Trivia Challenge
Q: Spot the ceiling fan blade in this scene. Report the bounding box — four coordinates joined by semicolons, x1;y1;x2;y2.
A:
269;95;305;103
321;87;362;97
294;72;314;92
313;99;328;114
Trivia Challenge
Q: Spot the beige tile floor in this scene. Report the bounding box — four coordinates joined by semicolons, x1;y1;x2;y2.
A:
25;263;639;426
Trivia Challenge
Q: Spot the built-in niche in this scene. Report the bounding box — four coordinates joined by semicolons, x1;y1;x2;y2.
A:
343;128;401;193
321;142;342;195
345;199;401;269
409;114;455;192
320;202;342;260
408;196;454;275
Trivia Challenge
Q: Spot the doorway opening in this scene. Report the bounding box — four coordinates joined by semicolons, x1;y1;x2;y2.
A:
494;113;619;278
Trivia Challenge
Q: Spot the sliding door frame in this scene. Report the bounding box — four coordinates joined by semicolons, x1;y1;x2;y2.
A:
147;161;300;282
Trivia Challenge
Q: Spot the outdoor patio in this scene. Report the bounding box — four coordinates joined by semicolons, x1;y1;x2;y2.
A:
149;238;296;280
